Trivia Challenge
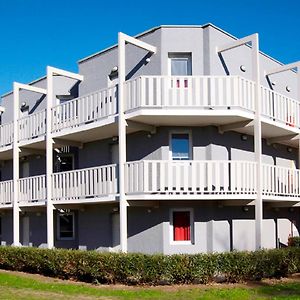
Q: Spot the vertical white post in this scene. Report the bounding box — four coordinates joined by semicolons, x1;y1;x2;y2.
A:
13;83;20;246
298;139;300;169
46;67;54;249
118;33;128;252
252;34;263;250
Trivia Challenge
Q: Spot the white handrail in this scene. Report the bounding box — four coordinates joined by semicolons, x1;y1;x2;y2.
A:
51;85;118;132
18;109;46;141
125;160;257;196
262;164;300;197
52;164;118;201
18;175;46;203
125;76;256;112
0;122;13;147
261;86;300;128
0;180;13;205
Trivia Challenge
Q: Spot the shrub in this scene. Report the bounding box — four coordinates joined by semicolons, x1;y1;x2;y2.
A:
0;246;298;285
288;236;300;247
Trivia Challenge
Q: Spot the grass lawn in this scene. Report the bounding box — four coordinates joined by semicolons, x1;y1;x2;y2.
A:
0;270;299;300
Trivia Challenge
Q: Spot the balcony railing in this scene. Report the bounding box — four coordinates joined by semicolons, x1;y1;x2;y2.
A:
0;161;299;205
52;164;118;202
51;85;118;133
125;76;256;112
262;164;300;198
0;76;299;150
18;175;46;203
261;86;300;128
0;180;13;205
0;122;13;148
18;109;46;142
125;160;257;197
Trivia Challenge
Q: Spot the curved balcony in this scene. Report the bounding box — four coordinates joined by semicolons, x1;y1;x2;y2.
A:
0;161;299;206
0;75;299;152
125;160;300;203
125;160;257;200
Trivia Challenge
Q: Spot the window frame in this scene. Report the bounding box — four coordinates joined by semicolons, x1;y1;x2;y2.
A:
169;130;193;161
169;208;194;245
57;212;75;241
168;53;192;76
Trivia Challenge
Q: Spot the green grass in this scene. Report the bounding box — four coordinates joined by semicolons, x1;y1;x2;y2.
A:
0;271;299;300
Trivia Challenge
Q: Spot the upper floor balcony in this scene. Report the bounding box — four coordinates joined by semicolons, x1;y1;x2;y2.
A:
0;160;299;207
0;75;299;153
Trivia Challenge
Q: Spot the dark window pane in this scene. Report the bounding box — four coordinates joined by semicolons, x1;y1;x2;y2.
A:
59;214;74;238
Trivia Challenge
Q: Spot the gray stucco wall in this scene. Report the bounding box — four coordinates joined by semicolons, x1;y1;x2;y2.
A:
203;25;298;99
1;211;13;245
1;202;298;253
78;29;162;96
19;211;47;247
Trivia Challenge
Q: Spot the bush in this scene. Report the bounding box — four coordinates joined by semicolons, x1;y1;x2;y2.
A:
288;236;300;247
0;246;298;285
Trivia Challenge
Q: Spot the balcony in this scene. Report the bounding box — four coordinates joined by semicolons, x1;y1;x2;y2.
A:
18;109;46;146
125;160;257;200
0;75;299;153
125;76;255;111
0;161;299;206
51;85;118;142
125;160;300;202
51;164;118;204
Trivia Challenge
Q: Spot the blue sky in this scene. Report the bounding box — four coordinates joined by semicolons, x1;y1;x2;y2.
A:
0;0;299;96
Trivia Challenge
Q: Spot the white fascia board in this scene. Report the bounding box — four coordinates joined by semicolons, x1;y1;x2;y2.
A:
266;61;300;76
120;32;157;54
217;33;258;53
47;66;84;81
14;82;47;95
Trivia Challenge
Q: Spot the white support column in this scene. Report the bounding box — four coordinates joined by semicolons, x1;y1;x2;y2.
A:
118;33;128;253
46;67;55;249
13;83;20;246
298;139;300;169
117;32;156;253
252;34;263;250
218;33;263;250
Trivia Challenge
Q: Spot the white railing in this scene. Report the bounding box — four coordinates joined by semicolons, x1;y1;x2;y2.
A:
261;86;300;128
0;122;13;147
125;76;256;112
51;86;118;132
262;164;300;197
18;175;46;203
0;180;13;205
125;160;257;196
18;109;46;142
52;164;118;201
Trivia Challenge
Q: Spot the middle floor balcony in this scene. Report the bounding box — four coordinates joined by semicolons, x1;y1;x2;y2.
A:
0;160;299;207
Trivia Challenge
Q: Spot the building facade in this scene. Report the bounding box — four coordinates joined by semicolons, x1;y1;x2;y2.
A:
0;24;299;254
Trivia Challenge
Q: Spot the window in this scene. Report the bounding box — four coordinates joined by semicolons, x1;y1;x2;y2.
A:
55;154;74;172
170;209;193;244
57;213;75;240
169;53;192;88
171;133;191;160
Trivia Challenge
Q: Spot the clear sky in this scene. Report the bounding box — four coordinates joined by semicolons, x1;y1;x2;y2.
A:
0;0;299;96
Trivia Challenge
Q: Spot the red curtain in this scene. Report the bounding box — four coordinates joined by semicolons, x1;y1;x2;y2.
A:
173;211;190;241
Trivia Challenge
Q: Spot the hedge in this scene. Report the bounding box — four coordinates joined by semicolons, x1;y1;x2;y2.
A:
288;237;300;247
0;246;298;285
